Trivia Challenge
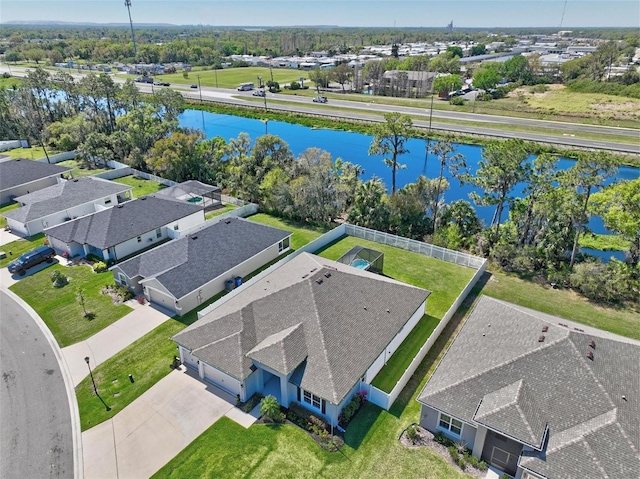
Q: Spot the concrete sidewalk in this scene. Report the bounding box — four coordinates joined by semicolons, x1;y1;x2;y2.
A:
83;366;259;479
62;303;171;386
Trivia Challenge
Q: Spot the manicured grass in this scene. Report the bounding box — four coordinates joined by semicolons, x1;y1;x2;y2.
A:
371;314;440;392
315;235;475;319
480;268;640;340
579;232;629;252
2;147;60;160
247;213;330;250
0;233;46;268
76;318;185;431
9;264;132;347
147;67;307;90
205;204;238;220
111;175;167;197
0;202;19;229
56;159;111;178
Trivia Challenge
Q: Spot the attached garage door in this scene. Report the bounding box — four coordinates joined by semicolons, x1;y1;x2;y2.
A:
148;288;177;315
181;347;199;370
203;363;241;396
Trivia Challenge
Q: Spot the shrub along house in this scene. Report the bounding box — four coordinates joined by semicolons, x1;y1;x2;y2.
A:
2;177;132;237
44;195;204;262
173;252;430;427
110;217;292;316
417;296;640;479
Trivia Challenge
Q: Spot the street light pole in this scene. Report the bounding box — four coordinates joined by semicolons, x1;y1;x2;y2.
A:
85;356;98;395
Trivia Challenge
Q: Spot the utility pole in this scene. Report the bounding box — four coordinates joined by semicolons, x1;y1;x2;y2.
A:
125;0;137;58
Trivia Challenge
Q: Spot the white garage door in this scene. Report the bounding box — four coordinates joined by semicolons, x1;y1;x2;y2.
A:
181;347;199;370
148;288;177;315
203;363;241;396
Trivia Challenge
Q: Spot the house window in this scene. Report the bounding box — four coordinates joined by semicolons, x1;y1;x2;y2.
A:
438;413;463;437
105;199;112;205
156;227;162;239
303;390;322;410
117;273;127;286
279;237;290;252
173;223;179;231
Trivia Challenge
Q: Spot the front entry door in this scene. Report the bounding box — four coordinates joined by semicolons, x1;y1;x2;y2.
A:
490;446;511;471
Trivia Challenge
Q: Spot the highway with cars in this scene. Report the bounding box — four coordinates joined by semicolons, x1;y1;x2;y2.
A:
2;65;638;154
0;289;74;479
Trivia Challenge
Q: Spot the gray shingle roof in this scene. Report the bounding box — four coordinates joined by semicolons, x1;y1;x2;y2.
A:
0;159;71;191
44;195;203;249
116;217;291;299
418;296;640;479
174;252;430;404
3;177;131;223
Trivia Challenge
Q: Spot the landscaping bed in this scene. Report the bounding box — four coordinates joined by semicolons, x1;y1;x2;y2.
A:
400;425;488;478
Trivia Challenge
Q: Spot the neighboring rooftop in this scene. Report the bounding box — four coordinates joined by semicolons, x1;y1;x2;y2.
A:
3;177;131;223
174;252;430;405
0;159;71;192
44;195;203;249
418;296;640;479
116;217;291;299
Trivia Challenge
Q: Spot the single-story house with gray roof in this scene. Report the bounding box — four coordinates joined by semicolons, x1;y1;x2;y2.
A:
0;158;72;205
110;217;292;315
3;177;132;237
45;195;205;262
173;252;430;425
417;296;640;479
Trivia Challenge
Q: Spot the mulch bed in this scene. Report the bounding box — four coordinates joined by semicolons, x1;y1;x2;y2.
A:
399;425;487;478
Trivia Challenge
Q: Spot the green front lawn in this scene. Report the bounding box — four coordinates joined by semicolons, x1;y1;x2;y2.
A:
9;264;132;347
56;159;111;178
112;175;167;197
0;233;47;268
0;202;19;229
247;213;330;250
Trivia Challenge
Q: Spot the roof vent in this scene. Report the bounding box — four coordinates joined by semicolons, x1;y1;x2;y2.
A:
191;235;198;240
324;272;331;278
574;327;584;332
386;309;390;313
538;335;545;342
315;278;323;285
224;219;231;224
73;179;79;182
559;323;568;328
542;326;548;332
310;268;317;272
586;351;594;360
302;274;309;279
588;340;596;349
117;205;124;208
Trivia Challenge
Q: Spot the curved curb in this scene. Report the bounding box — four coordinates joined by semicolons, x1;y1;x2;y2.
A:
0;286;83;479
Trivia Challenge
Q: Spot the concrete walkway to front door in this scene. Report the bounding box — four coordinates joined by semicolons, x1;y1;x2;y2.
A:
62;301;171;386
83;366;259;479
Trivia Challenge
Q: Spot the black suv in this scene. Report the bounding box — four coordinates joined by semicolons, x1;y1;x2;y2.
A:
8;246;56;276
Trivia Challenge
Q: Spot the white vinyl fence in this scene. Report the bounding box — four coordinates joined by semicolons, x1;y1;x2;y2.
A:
35;150;77;164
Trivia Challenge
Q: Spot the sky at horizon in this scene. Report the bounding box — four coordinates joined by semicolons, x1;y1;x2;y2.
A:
1;0;639;28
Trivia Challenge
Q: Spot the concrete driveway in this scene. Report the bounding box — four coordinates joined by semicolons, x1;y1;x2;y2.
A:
83;366;238;479
62;303;171;386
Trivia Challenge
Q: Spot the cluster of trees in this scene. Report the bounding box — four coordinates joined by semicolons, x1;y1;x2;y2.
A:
2;69;636;305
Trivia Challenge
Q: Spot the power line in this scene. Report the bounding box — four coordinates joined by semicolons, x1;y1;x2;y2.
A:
559;0;568;29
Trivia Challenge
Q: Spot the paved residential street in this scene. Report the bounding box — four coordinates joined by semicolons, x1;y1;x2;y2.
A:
0;289;75;479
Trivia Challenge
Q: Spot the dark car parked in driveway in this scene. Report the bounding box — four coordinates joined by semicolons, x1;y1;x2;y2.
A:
8;246;56;276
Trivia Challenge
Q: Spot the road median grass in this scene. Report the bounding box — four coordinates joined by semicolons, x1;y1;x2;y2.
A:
9;263;132;347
